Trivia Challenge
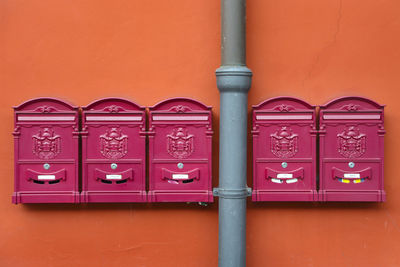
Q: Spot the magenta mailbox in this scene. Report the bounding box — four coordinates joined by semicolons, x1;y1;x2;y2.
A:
12;98;79;203
252;97;317;201
81;98;146;203
148;98;213;202
319;96;385;202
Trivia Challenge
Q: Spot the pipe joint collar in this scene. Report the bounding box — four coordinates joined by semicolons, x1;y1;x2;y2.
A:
213;187;252;199
216;66;252;93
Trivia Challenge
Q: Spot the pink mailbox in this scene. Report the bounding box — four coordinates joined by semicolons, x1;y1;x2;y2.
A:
81;98;146;203
252;97;317;201
148;98;213;202
319;96;385;202
12;98;79;203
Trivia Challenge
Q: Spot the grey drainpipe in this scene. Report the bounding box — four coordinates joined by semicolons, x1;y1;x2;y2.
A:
214;0;252;266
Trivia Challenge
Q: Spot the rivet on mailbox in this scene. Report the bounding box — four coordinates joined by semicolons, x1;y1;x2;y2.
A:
319;96;385;202
252;97;318;201
12;98;80;204
148;98;213;202
81;98;147;203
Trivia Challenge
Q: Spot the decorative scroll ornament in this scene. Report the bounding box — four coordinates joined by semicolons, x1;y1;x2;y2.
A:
272;104;295;112
167;127;194;159
34;106;57;113
337;126;366;158
102;105;126;113
340;103;361;112
100;127;128;159
270;126;298;158
169;105;192;113
32;128;61;159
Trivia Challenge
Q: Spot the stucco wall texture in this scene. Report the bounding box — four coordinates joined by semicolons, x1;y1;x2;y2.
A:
1;0;400;266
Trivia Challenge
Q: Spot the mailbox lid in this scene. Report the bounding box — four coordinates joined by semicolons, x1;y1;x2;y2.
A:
14;97;78;124
14;98;79;160
149;98;213;160
320;96;384;116
320;96;385;158
149;97;212;126
320;96;384;125
83;97;145;125
82;98;146;160
253;96;316;123
252;97;317;159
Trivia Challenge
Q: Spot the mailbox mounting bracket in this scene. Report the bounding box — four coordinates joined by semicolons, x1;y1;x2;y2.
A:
213;187;252;199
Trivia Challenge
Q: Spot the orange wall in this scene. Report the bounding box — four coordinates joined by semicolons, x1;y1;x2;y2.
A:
1;0;400;266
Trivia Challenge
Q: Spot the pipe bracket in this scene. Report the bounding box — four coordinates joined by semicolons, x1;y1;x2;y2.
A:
213;187;252;199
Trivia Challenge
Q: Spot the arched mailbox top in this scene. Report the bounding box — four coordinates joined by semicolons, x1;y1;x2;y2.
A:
83;97;145;112
82;98;145;125
320;96;385;111
150;97;211;112
253;96;315;111
253;96;315;123
14;97;78;112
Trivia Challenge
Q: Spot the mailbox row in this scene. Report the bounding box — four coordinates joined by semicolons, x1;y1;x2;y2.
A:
252;96;385;202
13;97;213;204
13;96;385;204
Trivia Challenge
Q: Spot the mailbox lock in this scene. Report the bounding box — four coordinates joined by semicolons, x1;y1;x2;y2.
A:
43;163;50;170
348;162;355;168
281;162;288;168
177;163;184;169
110;163;118;170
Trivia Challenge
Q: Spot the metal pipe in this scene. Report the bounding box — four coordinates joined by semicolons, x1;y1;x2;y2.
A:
214;0;252;266
221;0;246;65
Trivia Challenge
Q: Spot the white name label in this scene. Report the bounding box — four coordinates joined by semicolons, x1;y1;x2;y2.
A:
277;173;293;179
256;115;312;120
106;174;122;180
18;116;75;121
86;116;142;121
323;114;380;120
172;174;189;180
344;173;360;179
153;115;209;121
38;175;56;180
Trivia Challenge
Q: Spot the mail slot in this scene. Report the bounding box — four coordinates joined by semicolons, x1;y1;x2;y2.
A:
148;98;213;202
252;97;317;201
319;96;385;202
12;98;79;203
81;98;146;203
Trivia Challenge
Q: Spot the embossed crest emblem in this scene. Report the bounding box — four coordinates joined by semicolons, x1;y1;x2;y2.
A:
337;126;366;158
270;126;298;158
100;127;128;159
32;128;61;159
167;127;194;159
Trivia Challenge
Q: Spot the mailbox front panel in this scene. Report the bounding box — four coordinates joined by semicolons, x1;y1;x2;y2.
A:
13;98;79;203
81;98;146;203
148;98;213;202
319;97;385;202
252;97;317;201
